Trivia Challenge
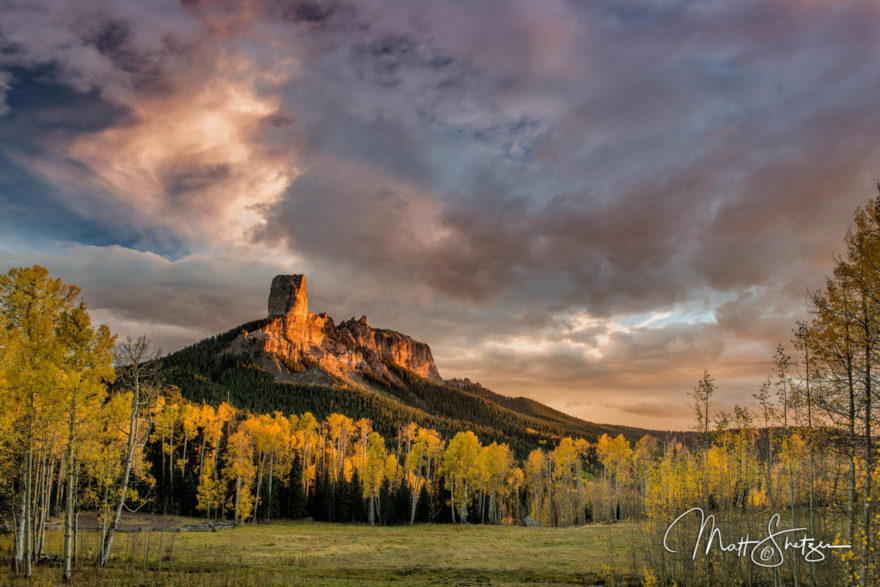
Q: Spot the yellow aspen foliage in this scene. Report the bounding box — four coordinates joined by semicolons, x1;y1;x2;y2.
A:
361;432;388;525
524;448;548;524
441;431;481;523
223;430;256;525
196;454;224;517
384;454;399;488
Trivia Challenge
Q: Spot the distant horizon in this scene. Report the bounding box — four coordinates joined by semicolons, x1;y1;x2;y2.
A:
3;1;880;429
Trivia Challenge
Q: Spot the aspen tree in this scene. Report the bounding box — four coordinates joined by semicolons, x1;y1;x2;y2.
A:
405;427;435;524
362;432;387;525
793;322;817;548
774;344;798;543
179;403;198;485
56;305;114;581
441;431;481;524
690;371;714;511
478;442;513;524
524;449;547;524
574;438;591;524
224;430;256;525
297;412;318;497
552;439;578;525
0;266;78;576
842;196;880;585
326;413;355;487
597;434;632;521
100;336;159;566
267;412;293;521
810;265;860;580
753;378;777;509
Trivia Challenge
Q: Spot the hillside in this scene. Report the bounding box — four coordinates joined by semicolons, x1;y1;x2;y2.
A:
159;326;657;457
158;275;669;457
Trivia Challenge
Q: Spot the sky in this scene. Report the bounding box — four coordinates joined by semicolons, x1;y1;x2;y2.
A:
2;0;879;430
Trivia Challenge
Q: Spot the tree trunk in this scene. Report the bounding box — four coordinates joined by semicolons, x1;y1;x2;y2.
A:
783;375;798;587
181;436;188;484
460;478;468;524
253;452;265;523
168;429;175;513
450;477;457;524
101;389;139;566
805;345;817;587
234;476;242;526
37;453;54;559
13;470;26;573
160;433;166;513
847;355;856;586
410;478;419;525
861;333;873;587
74;510;79;570
25;446;33;577
62;407;76;582
266;455;274;523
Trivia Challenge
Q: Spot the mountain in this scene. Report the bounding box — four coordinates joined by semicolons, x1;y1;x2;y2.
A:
229;274;442;389
159;274;666;457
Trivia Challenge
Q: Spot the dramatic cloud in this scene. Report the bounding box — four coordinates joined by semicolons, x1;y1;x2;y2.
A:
2;0;879;428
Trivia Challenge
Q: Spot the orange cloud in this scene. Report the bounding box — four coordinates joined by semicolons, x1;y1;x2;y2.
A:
34;59;296;249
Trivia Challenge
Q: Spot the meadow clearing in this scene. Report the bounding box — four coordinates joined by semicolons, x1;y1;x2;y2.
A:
1;518;646;585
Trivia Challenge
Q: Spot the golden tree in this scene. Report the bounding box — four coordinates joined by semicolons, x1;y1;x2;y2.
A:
56;304;115;581
223;429;256;525
441;431;481;524
361;432;388;525
0;266;78;576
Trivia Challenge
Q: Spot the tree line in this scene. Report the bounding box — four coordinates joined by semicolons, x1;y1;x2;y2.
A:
159;322;647;461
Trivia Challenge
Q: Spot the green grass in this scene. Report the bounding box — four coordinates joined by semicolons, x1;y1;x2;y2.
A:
1;520;647;585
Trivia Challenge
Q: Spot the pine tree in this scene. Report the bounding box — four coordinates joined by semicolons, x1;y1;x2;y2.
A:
348;470;367;523
287;453;306;519
434;481;454;524
415;483;431;523
335;473;351;522
394;483;411;524
379;479;394;525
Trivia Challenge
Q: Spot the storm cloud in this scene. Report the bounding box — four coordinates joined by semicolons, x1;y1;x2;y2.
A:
2;0;879;428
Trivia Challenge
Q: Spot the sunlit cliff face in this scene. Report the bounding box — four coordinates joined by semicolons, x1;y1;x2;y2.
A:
2;0;880;429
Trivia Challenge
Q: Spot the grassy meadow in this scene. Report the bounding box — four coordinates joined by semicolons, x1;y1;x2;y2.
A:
1;519;646;586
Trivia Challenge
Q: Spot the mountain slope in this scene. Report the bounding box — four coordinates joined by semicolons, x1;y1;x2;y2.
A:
158;275;669;457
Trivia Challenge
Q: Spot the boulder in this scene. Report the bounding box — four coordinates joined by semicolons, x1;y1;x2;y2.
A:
524;515;541;527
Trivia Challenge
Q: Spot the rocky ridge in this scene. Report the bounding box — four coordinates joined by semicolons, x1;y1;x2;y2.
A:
231;274;442;388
